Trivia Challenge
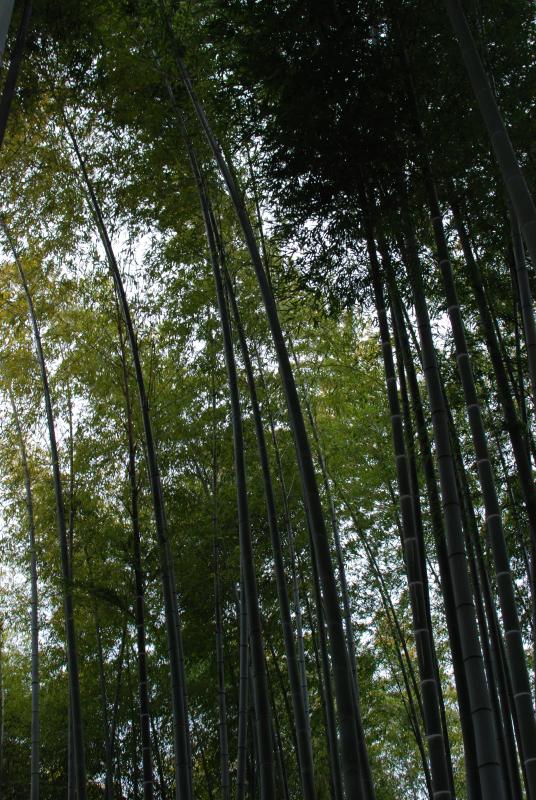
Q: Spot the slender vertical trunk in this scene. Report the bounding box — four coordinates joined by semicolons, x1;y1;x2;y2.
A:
486;271;530;427
174;52;373;798
82;544;115;800
133;721;141;800
290;345;356;670
333;479;424;715
395;667;434;800
66;125;191;800
191;150;275;800
255;352;312;731
386;261;483;800
94;590;113;798
334;479;432;781
291;344;374;798
173;93;314;795
220;261;316;796
65;387;77;800
255;353;345;798
109;618;128;799
0;0;15;65
10;392;40;800
214;541;231;800
494;430;533;583
390;297;456;796
116;739;124;800
450;427;523;800
452;440;512;790
395;189;506;799
265;632;299;760
0;0;32;150
308;547;344;800
288;524;310;724
393;665;433;799
305;590;341;800
245;147;272;285
150;716;168;800
442;0;536;337
66;386;75;568
236;578;249;800
129;447;155;800
510;211;536;681
451;199;536;580
448;202;536;790
247;652;260;800
363;216;451;799
511;263;530;432
266;660;290;800
117;311;155;800
207;345;231;800
350;506;433;796
253;353;328;786
162;85;271;792
1;220;87;799
415;142;536;792
67;704;75;800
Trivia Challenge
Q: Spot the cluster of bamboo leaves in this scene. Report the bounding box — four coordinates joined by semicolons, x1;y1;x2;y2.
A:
0;1;535;800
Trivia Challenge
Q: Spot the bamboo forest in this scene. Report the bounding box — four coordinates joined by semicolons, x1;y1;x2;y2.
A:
3;0;536;798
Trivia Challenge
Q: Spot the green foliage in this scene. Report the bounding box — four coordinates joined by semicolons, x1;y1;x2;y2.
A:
0;0;533;797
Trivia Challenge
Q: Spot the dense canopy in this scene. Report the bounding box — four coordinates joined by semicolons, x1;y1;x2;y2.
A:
0;1;536;799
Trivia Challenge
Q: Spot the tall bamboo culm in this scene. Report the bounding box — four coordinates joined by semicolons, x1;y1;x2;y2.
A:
66;126;192;800
10;392;40;800
363;215;452;799
117;318;155;800
396;191;506;799
442;0;536;410
173;49;373;799
420;174;536;796
183;136;275;799
2;221;86;800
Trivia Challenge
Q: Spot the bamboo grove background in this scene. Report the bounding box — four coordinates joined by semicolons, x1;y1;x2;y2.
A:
0;0;535;798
